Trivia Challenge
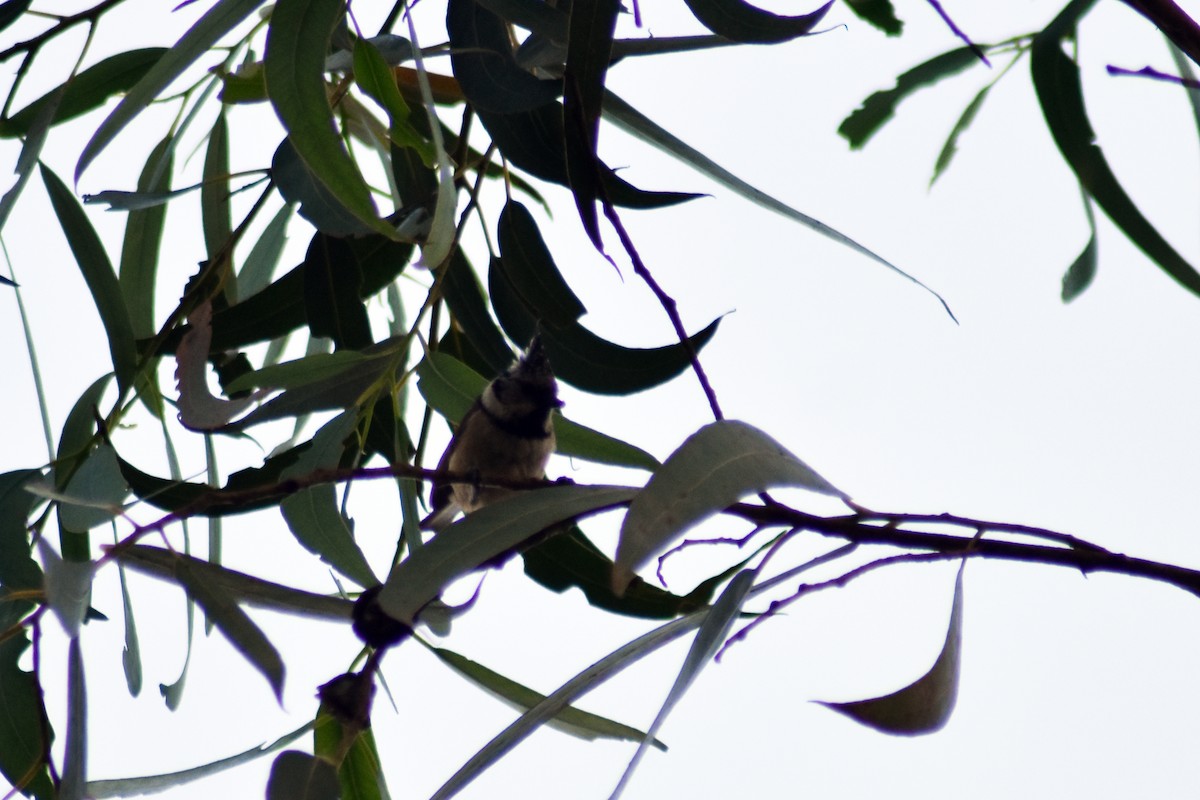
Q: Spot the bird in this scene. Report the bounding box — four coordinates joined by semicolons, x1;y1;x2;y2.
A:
420;335;563;531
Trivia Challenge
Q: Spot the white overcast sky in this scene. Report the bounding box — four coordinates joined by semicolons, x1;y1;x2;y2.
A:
4;1;1200;798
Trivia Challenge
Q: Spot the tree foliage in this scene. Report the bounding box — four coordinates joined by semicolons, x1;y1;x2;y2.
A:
1;0;1199;797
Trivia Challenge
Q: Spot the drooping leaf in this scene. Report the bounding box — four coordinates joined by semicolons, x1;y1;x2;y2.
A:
1032;0;1200;297
447;0;562;114
76;0;265;178
302;233;374;350
266;751;341;800
1062;193;1097;303
614;421;846;594
265;0;392;237
820;563;966;734
0;602;55;800
60;638;87;800
441;248;514;375
280;412;378;588
681;0;831;44
353;36;435;165
115;547;143;696
175;301;258;429
314;701;389;800
843;0;902;36
931;83;992;186
416;351;659;470
497;200;586;328
377;485;637;625
0;470;43;591
272;137;375;237
428;643;667;749
838;46;984;149
120;136;174;339
603;91;954;319
476;102;699;209
36;539;93;639
225;350;370;394
57;375;113;469
0;80;61;235
0;49;167;139
608;569;756;799
85;724;312;798
201;111;234;297
523;526;695;619
40;163;138;394
114;545;353;621
489;257;723;393
238;202;294;299
173;558;286;700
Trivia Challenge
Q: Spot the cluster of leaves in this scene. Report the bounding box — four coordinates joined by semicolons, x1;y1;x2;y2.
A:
3;0;1200;798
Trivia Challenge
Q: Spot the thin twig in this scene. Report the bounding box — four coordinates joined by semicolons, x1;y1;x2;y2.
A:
926;0;991;66
1107;63;1200;89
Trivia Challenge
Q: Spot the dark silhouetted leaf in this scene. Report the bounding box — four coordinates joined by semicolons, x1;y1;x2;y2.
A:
120;136;174;339
681;0;831;44
447;0;562;114
497;201;585;328
820;563;965;734
844;0;902;36
201;111;233;284
378;485;637;624
442;248;514;374
931;83;992;186
1062;195;1097;303
0;0;30;36
1032;0;1200;297
476;0;566;36
0;470;42;591
273;138;374;237
0;602;55;800
266;751;340;800
1;49;166;139
58;443;129;531
839;46;983;149
41;164;138;394
614;421;846;593
303;233;373;349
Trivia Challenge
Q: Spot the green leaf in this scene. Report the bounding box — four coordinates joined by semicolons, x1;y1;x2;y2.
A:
428;644;666;749
843;0;902;36
86;724;312;798
116;549;143;696
614;421;846;594
40;164;138;394
838;47;982;149
609;569;756;799
266;751;341;800
416;351;659;470
60;638;87;800
225;350;370;393
57;375;113;469
302;233;373;350
272;136;374;237
120;136;174;339
0;470;43;591
115;545;353;621
0;80;61;235
353;36;435;165
820;563;965;734
681;0;831;44
76;0;265;179
1031;1;1200;298
201;111;233;284
377;485;637;625
1062;193;1097;303
314;704;389;800
603;91;955;320
173;558;286;700
280;412;378;588
58;443;129;531
265;0;392;238
441;249;514;375
0;49;167;139
0;602;54;800
931;83;992;186
497;201;586;328
238;202;294;299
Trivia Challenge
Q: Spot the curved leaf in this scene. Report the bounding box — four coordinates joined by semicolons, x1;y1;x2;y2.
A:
819;563;965;734
302;232;373;349
120;136;174;339
272;136;374;237
377;485;637;625
442;248;514;375
1062;193;1097;303
265;0;390;237
681;0;831;44
497;200;586;328
614;421;846;594
266;751;340;800
447;0;562;114
838;46;983;149
76;0;265;178
490;255;723;394
1031;0;1200;297
40;164;137;394
931;83;992;186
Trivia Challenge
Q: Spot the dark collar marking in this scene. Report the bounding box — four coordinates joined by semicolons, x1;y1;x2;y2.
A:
478;401;554;439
